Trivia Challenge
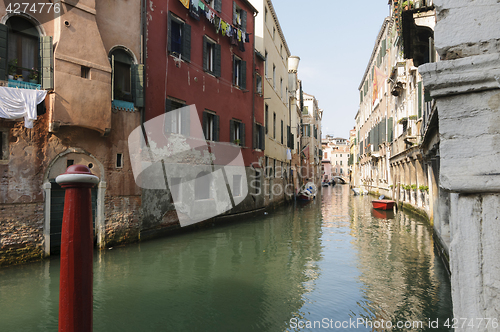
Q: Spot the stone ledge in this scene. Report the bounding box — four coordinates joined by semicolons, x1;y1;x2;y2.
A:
419;53;500;97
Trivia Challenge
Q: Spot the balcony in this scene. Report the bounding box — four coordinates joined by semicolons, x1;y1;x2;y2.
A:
7;79;41;90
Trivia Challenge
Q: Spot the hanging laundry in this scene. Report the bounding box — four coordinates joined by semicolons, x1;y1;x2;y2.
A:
198;0;205;11
189;0;200;20
214;16;221;34
0;87;47;128
238;38;245;52
221;20;227;36
226;25;232;37
230;29;238;46
179;0;189;9
237;29;242;42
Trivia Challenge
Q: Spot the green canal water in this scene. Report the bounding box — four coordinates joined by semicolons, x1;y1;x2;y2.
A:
0;185;452;331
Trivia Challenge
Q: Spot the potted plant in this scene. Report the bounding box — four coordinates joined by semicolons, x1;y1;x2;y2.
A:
419;185;429;192
402;0;413;10
233;139;241;145
8;59;17;80
28;68;39;83
411;184;417;191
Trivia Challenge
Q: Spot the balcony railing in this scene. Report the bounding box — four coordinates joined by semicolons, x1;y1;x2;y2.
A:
420;99;435;138
7;79;41;90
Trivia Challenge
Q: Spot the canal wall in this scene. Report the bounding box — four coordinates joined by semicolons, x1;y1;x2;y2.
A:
419;0;500;327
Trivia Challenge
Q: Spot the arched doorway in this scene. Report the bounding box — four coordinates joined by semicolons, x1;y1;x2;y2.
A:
43;149;106;256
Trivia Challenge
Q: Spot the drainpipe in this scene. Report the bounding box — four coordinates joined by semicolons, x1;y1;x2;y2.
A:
141;0;147;126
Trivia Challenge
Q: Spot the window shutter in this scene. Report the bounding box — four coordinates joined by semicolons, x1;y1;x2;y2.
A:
0;24;7;80
202;111;208;139
291;133;294;150
214;114;220;141
240;60;246;89
418;81;423;118
233;2;237;25
203;36;208;71
260;125;265;150
111;54;114;100
230;119;235;142
214;44;221;77
388;117;394;142
181;108;190;136
382;39;386;57
182;23;191;62
40;36;54;90
253;123;258;149
241;10;247;32
167;13;172;52
280;120;283;144
133;64;144;107
215;0;222;12
240;122;245;146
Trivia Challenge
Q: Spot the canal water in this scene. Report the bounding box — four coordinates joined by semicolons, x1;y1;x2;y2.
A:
0;185;452;331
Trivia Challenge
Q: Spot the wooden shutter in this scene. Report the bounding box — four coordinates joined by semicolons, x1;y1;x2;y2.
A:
202;111;208;139
182;23;191;62
214;114;220;141
133;64;144;107
260;125;265;150
167;13;172;52
233;2;237;25
214;0;222;12
40;36;53;89
214;44;221;77
241;10;247;32
418;81;423;118
240;122;245;146
253;123;258;149
388;117;394;142
230;119;235;142
0;24;7;80
203;36;208;71
280;120;283;144
240;60;246;89
181;108;190;136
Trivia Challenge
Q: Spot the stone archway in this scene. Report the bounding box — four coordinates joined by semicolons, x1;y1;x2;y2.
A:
42;148;106;256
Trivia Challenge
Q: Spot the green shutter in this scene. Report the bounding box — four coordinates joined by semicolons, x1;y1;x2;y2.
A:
0;24;7;80
230;119;235;141
214;44;221;77
233;1;237;25
214;0;222;12
182;23;191;62
381;39;386;57
240;122;245;146
203;36;208;71
418;81;422;118
133;64;144;107
240;60;246;89
260;125;265;150
253;123;258;149
40;36;53;89
241;10;247;32
388;117;394;142
167;13;172;52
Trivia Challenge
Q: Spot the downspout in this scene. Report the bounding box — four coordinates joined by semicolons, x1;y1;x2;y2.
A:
141;0;147;126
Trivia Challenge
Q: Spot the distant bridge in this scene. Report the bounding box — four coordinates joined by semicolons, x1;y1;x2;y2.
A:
332;176;348;184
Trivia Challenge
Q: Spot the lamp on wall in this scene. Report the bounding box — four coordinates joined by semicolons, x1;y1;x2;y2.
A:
288;56;300;73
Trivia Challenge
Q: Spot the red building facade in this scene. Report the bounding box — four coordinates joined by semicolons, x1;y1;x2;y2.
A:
146;0;263;167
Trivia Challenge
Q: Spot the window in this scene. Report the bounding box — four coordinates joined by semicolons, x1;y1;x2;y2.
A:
116;153;123;168
264;7;268;23
340;161;342;166
254;123;265;150
256;73;262;94
264;51;268;77
207;0;221;12
233;1;247;31
6;17;39;83
324;152;328;159
280;44;283;59
67;159;74;168
273;112;276;139
232;175;242;197
165;98;189;135
195;172;211;200
265;104;269;134
280;120;283;144
273;27;276;40
273;64;276;88
202;111;219;141
110;48;143;105
280;78;283;98
81;66;90;79
203;36;221;77
168;12;191;62
230;119;245;146
233;55;246;89
302;105;308;115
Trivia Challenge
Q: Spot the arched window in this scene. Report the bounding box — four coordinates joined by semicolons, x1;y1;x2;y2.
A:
110;48;143;107
194;171;211;200
6;16;39;82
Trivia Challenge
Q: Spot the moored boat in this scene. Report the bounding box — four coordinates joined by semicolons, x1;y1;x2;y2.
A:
297;182;317;201
371;199;396;210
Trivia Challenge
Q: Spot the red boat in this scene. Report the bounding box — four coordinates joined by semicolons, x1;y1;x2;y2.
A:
371;199;395;210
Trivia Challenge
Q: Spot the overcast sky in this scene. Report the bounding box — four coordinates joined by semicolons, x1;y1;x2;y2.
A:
271;1;390;139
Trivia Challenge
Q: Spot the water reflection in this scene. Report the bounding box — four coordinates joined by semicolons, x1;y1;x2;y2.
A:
0;185;451;331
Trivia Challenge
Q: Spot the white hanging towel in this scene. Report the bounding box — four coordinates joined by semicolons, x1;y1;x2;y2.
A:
0;87;47;128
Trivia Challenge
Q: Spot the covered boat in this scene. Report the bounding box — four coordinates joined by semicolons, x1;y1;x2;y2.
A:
371;199;396;210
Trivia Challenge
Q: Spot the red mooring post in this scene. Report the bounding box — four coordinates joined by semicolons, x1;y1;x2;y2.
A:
56;165;99;332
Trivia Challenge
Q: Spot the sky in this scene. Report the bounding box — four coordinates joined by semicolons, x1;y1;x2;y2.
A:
271;1;391;139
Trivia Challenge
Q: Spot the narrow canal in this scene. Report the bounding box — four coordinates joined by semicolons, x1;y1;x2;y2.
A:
0;185;452;331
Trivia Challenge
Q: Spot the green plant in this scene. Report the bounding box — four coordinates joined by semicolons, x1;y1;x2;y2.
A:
28;68;39;80
389;185;393;189
409;115;418;120
402;0;413;9
419;185;429;192
411;184;417;191
233;139;241;145
403;184;411;190
398;117;408;124
8;59;17;76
